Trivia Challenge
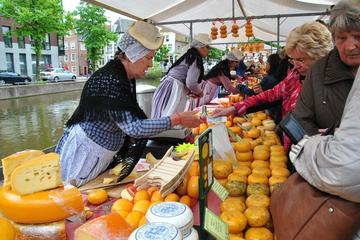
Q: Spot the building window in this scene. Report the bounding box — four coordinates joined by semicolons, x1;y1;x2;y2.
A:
71;53;76;62
64;54;68;62
71;66;76;73
2;26;12;48
6;53;14;72
43;34;50;50
165;35;169;42
167;44;173;51
64;41;68;50
80;42;86;51
70;41;75;49
57;35;64;51
18;36;25;49
19;54;27;75
32;54;52;73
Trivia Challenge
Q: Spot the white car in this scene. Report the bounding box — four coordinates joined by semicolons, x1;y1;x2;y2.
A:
40;68;76;82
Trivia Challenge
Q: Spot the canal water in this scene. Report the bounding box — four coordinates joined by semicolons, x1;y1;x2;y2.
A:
0;91;81;159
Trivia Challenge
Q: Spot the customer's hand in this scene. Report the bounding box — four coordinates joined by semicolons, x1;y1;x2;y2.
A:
211;106;236;117
170;111;201;128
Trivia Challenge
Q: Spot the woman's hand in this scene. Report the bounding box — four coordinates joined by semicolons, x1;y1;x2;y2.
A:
211;106;236;117
170;111;202;128
188;92;203;98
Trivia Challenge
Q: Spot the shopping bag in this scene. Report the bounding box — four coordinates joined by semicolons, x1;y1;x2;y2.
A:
209;124;237;166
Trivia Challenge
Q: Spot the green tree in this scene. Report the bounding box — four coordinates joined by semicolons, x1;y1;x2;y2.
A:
154;45;170;62
0;0;74;81
207;47;224;61
75;2;118;72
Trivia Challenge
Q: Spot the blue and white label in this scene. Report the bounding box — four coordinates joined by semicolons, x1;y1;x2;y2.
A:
135;223;179;240
151;202;186;217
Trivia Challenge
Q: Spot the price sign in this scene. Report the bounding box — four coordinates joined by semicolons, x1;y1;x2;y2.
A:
211;179;229;201
204;208;229;240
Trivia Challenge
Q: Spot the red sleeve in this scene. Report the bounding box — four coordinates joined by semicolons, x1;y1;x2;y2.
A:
234;80;285;110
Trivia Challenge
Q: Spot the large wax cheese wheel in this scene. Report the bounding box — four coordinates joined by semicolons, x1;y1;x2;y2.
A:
0;186;84;224
146;202;193;238
129;223;182;240
1;150;44;186
184;228;199;240
75;213;132;240
11;152;62;195
13;220;66;240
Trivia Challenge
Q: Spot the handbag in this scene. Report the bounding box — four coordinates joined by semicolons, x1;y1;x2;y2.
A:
278;113;307;144
270;173;360;240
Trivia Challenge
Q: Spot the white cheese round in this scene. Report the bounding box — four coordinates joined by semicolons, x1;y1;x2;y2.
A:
129;222;182;240
184;228;199;240
146;202;193;238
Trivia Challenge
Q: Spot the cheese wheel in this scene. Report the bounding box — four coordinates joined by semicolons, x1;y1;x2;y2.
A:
11;153;62;195
1;150;44;186
13;220;66;240
75;213;132;240
0;186;84;224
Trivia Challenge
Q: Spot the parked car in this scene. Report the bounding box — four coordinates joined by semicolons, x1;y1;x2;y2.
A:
0;71;32;85
40;68;77;82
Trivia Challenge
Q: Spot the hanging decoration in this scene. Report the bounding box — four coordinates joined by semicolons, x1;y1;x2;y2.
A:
231;20;239;38
245;19;253;38
219;20;227;38
210;22;218;40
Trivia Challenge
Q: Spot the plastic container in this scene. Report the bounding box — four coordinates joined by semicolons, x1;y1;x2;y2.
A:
129;222;182;240
184;228;199;240
146;202;193;238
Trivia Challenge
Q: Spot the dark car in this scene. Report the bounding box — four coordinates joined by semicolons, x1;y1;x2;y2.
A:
0;71;32;85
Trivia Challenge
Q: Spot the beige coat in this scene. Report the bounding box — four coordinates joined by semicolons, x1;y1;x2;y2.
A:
292;68;360;239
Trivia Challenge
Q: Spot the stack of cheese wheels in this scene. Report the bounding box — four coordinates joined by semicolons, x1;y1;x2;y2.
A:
0;150;84;239
129;222;182;240
146;202;196;239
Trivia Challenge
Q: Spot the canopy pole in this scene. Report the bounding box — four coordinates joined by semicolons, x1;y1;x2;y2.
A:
232;0;235;18
277;16;280;48
190;22;193;42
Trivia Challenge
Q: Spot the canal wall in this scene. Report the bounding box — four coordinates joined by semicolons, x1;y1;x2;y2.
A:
0;81;86;100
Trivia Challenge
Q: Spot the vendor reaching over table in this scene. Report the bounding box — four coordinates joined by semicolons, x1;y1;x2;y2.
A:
188;49;243;110
151;33;211;118
55;21;201;187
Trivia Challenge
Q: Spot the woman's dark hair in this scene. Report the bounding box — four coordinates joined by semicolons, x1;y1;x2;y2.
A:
274;56;293;82
266;54;281;75
166;47;204;83
204;60;231;80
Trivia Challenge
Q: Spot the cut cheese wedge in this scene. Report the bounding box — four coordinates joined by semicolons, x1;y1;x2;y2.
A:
0;186;84;224
10;152;61;195
13;220;66;240
75;213;132;240
1;149;44;186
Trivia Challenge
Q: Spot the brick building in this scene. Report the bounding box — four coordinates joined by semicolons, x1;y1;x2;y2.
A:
0;16;63;80
59;30;88;76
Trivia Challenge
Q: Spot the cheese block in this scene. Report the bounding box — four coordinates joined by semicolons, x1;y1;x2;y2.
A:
75;213;132;240
13;220;66;240
11;152;61;195
0;186;84;224
1;150;44;186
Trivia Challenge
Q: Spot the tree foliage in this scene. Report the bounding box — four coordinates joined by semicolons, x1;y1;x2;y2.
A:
154;45;170;62
207;47;224;61
75;2;118;71
0;0;74;81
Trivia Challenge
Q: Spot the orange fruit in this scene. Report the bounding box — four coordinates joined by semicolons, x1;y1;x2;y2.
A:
179;195;192;207
132;200;151;214
134;190;150;202
139;215;147;227
176;175;189;196
226;120;233;128
0;217;15;240
164;193;180;202
87;189;108;205
192;127;200;135
199;123;208;134
189;162;200;177
187;176;199;199
125;211;144;230
111;198;133;213
147;186;159;196
151;190;164;202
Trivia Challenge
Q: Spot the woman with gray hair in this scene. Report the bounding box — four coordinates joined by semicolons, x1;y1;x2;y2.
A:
152;33;211;118
55;21;202;186
293;0;360;135
188;49;243;110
